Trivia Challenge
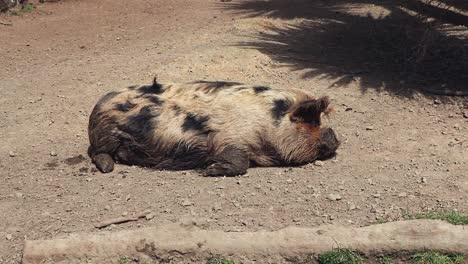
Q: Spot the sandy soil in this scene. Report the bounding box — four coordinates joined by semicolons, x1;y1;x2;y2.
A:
0;0;467;263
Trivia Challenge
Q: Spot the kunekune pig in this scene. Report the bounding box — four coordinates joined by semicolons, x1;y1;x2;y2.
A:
88;78;340;176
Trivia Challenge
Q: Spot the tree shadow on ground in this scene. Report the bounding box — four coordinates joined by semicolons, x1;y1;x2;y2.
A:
223;0;468;99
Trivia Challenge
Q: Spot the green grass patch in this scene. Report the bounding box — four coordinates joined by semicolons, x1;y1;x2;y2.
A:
405;211;468;225
11;4;35;15
318;249;363;264
412;251;465;264
118;256;128;264
206;255;235;264
381;256;393;264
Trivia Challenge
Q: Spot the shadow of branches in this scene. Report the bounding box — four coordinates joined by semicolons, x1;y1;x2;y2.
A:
224;0;468;97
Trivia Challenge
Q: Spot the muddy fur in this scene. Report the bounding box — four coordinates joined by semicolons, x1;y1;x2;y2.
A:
88;78;340;176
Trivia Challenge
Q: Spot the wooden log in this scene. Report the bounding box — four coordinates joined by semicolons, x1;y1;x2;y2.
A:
22;219;468;264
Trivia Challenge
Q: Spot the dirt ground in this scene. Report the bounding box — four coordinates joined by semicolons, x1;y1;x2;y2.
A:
0;0;467;263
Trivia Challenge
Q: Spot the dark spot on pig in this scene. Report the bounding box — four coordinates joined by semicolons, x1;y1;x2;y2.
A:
271;99;291;125
64;155;86;166
253;86;271;94
120;105;160;142
182;112;210;132
171;104;183;115
137;80;163;94
115;101;136;112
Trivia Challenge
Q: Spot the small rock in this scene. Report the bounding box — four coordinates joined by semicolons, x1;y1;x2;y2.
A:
145;213;155;220
463;112;468;119
314;160;324;167
348;204;357;210
122;212;128;217
14;192;23;198
420;177;428;184
286;179;293;184
212;204;222;212
182;200;193;206
50;151;57;157
5;234;12;240
86;177;93;182
433;99;442;105
104;205;111;210
366;126;374;131
8;151;15;157
371;193;381;198
327;193;342;201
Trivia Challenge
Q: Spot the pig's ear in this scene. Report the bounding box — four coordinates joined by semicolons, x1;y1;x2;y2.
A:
290;97;330;125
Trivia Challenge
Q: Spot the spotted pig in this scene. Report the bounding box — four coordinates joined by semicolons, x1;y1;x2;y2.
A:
88;78;340;176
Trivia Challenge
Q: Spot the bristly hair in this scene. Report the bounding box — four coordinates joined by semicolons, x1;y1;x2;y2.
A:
153;75;158;87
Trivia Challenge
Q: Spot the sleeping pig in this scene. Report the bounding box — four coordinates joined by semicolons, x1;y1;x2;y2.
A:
88;78;340;176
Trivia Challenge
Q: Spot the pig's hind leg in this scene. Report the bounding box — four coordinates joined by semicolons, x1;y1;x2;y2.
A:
204;146;249;177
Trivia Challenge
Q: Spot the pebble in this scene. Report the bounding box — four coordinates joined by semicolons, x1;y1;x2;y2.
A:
104;205;111;210
50;151;57;157
327;193;342;201
371;193;381;198
212;204;222;212
8;151;15;157
348;204;357;210
15;192;23;198
5;234;12;240
286;179;293;184
86;177;93;182
122;212;128;217
420;177;428;184
463;112;468;119
366;126;374;131
182;200;193;206
145;213;155;220
314;160;324;167
433;99;442;105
